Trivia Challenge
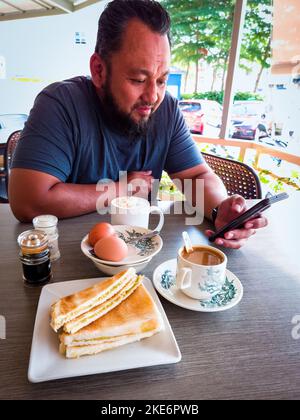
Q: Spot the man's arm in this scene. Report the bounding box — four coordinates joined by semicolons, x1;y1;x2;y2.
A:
169;161;228;219
169;162;268;249
9;168;154;222
9;168;111;222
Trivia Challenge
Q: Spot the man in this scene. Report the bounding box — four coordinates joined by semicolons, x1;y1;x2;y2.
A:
9;0;267;249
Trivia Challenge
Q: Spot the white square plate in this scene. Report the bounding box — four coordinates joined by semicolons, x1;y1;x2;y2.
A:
28;277;181;383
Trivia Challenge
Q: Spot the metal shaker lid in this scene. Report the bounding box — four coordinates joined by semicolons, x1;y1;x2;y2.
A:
32;214;58;229
18;229;48;253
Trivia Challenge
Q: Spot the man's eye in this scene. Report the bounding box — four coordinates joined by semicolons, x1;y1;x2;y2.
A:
131;79;145;84
158;80;167;87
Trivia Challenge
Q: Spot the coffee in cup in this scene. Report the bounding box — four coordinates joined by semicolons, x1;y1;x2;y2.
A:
181;246;224;266
176;245;227;300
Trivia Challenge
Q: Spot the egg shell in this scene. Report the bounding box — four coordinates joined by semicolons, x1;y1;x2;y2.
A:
88;222;115;247
94;234;128;262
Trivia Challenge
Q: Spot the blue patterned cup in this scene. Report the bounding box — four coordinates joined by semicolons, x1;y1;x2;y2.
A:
176;245;227;300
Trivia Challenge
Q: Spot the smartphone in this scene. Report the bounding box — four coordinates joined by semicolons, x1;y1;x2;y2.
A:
208;192;289;242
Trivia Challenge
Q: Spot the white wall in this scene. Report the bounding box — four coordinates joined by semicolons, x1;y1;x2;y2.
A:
0;1;108;114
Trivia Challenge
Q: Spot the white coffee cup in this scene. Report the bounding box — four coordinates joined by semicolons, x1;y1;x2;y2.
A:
110;196;164;231
176;245;227;300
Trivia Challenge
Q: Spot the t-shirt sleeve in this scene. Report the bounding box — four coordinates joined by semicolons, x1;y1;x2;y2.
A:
11;89;76;182
164;100;204;175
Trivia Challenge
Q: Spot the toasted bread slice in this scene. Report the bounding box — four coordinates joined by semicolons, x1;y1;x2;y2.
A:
50;267;136;332
59;284;163;358
62;274;143;334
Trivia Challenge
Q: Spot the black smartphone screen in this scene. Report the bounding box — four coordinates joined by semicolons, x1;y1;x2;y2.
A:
208;192;289;242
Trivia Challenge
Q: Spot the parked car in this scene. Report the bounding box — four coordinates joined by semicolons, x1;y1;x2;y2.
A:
178;99;222;135
0;114;28;145
230;101;272;141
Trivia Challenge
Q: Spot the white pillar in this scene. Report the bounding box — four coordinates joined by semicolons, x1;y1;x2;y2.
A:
219;0;247;139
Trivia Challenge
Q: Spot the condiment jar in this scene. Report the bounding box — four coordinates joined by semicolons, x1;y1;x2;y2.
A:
32;215;60;261
18;230;52;286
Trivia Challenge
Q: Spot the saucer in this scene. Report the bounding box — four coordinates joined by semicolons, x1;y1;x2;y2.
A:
81;225;163;266
153;259;243;312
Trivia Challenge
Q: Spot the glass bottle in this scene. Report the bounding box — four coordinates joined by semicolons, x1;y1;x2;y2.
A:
32;215;60;261
18;230;52;286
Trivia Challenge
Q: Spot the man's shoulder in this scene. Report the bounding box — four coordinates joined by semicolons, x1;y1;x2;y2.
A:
153;91;180;130
39;76;93;102
160;91;179;113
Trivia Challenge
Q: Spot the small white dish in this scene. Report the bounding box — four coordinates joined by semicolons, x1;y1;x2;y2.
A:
92;257;152;276
81;225;163;266
28;277;181;383
153;259;243;313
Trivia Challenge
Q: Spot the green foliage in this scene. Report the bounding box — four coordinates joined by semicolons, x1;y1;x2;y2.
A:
181;91;263;104
257;169;300;193
240;0;272;69
159;171;184;199
162;0;272;92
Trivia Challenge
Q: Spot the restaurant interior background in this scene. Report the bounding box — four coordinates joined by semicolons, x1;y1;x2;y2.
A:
0;0;299;200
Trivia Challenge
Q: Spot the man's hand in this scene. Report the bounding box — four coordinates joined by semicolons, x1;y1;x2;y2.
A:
205;195;268;249
122;171;154;198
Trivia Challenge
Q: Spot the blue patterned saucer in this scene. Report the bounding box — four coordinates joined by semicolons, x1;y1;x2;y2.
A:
81;225;163;266
153;259;243;312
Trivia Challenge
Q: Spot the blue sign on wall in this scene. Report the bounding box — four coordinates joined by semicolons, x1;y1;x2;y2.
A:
167;72;183;99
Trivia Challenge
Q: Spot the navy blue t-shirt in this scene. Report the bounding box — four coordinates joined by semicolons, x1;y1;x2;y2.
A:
12;76;203;183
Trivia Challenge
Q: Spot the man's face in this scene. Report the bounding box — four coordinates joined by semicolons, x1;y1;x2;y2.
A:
98;19;171;135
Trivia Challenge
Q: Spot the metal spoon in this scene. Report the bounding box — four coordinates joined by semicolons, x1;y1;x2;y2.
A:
182;231;193;253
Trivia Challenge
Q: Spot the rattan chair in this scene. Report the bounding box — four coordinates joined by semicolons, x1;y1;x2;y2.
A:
202;152;262;199
0;130;22;203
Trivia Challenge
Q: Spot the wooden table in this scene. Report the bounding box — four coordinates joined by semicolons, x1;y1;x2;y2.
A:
0;195;300;400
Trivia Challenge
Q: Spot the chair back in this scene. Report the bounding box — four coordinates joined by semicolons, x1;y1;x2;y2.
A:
202;152;262;199
3;130;22;202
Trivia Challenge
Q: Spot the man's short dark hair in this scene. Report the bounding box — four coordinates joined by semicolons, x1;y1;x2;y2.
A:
95;0;171;60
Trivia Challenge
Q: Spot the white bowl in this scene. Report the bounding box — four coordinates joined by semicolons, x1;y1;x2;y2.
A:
91;258;152;276
81;225;163;266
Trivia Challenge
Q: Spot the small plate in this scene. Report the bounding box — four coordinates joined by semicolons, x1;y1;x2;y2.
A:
28;277;181;383
153;259;243;312
81;225;163;266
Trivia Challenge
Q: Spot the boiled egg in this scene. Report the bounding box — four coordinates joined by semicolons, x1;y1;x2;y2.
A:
88;222;115;247
94;235;128;262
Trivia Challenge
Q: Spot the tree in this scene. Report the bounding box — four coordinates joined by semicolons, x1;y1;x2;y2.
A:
240;0;272;92
162;0;215;92
162;0;272;94
162;0;235;92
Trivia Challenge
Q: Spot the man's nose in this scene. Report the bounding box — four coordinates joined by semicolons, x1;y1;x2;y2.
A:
142;81;158;105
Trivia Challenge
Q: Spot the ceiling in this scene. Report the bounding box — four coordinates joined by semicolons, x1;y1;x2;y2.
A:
0;0;104;21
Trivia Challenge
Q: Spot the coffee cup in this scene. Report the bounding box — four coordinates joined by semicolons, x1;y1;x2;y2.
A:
110;196;164;231
176;245;227;300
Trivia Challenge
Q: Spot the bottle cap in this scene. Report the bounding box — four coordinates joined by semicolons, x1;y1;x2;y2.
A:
32;214;58;229
18;229;48;254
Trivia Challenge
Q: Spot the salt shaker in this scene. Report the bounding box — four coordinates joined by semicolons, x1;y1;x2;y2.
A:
32;215;60;261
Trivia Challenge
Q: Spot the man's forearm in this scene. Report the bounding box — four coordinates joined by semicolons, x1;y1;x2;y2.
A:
9;168;154;222
46;182;120;218
11;181;119;221
170;164;228;221
193;171;227;220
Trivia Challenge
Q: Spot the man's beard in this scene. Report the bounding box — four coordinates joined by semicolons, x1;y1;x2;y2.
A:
99;78;155;140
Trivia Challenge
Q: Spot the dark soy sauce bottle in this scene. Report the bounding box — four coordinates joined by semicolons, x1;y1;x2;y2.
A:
18;230;52;286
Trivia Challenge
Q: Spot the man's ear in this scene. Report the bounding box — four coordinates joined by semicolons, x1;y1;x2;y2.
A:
90;52;107;89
